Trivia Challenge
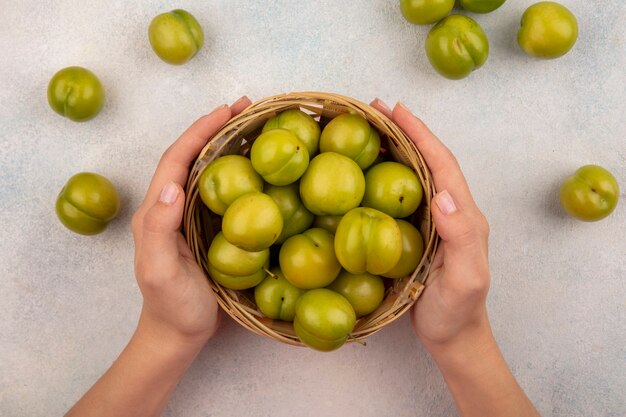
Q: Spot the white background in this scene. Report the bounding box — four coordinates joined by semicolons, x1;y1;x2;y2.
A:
0;1;624;416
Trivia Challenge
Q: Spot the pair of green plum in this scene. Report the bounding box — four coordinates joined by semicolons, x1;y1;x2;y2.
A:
401;0;579;79
199;110;426;350
48;10;203;123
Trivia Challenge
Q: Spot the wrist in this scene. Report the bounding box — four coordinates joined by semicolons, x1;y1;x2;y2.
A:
134;309;209;362
422;313;498;371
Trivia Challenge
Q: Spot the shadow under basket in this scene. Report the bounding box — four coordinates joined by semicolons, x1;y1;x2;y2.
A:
184;92;439;347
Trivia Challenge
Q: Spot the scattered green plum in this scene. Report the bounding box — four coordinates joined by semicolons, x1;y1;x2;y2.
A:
518;2;578;59
425;15;489;80
148;9;204;65
400;0;455;25
559;165;619;222
47;66;105;122
55;172;120;235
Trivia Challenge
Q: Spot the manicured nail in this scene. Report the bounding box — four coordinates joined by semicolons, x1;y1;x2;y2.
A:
210;104;228;114
435;190;457;215
231;95;249;107
397;102;412;113
373;97;391;113
159;181;179;205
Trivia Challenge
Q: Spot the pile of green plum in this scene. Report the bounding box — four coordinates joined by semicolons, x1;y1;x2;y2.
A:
400;1;580;79
198;109;426;351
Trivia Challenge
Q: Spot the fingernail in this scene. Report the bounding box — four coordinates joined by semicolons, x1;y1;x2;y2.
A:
373;97;391;113
435;190;457;215
397;102;412;113
231;95;249;107
159;181;179;205
210;104;228;114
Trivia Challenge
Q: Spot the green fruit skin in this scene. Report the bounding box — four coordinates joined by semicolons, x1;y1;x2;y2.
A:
263;109;321;156
313;215;344;234
559;165;619;222
300;152;365;216
319;114;381;170
251;129;310;186
198;155;263;215
335;207;403;275
362;161;423;218
264;183;314;243
208;232;269;276
208;262;268;290
293;289;356;351
400;0;455;25
148;9;204;65
55;172;120;235
382;220;425;279
279;228;342;290
221;193;283;251
425;14;489;80
47;66;105;122
517;2;578;59
254;267;306;321
459;0;506;14
327;271;385;317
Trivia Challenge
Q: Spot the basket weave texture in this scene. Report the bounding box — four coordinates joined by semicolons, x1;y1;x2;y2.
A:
184;92;439;347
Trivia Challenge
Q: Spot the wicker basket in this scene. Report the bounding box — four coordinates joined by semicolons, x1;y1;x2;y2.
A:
184;92;439;347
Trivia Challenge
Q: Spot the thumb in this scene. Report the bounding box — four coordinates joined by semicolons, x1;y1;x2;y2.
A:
430;190;490;277
139;181;185;272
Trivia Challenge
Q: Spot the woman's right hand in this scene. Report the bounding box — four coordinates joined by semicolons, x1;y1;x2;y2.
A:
371;99;540;417
370;99;491;351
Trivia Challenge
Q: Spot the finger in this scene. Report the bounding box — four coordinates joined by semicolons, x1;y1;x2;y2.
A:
392;103;478;211
370;98;393;119
141;105;232;209
430;190;490;290
136;181;186;281
230;95;252;116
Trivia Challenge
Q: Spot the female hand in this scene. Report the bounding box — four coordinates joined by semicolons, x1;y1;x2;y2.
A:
371;99;539;417
371;99;490;349
131;96;252;347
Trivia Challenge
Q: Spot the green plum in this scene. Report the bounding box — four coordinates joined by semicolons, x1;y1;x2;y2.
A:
221;193;283;251
198;155;263;215
263;109;321;156
335;207;403;275
299;152;365;216
458;0;506;14
400;0;455;25
518;2;578;59
264;183;314;243
313;215;344;234
559;165;619;222
425;15;489;80
382;220;424;279
251;129;310;186
47;66;105;122
208;263;268;290
327;271;385;317
254;267;306;321
319;113;380;170
207;232;269;290
293;289;356;351
148;9;204;65
55;172;120;235
362;161;423;218
279;228;342;290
